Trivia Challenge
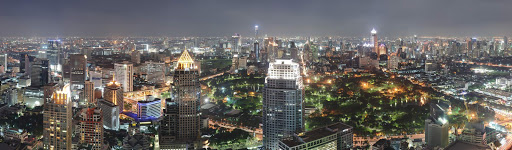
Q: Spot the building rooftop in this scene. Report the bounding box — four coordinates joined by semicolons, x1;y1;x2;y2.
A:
444;141;491;150
280;122;352;147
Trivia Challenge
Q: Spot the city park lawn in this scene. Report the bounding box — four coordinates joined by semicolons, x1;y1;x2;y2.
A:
304;73;433;136
202;72;469;137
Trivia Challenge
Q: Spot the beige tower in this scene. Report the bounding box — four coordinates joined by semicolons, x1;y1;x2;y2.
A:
79;108;104;150
161;50;200;148
114;61;133;92
43;88;73;150
371;28;378;56
104;76;124;111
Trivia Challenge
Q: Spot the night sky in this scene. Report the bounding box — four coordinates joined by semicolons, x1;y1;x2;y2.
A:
1;0;511;37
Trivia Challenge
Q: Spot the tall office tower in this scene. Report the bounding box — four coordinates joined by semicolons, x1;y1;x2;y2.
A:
24;54;31;76
30;59;50;87
114;61;134;92
254;42;260;62
425;103;449;148
371;28;378;57
166;50;200;147
83;81;95;106
290;42;298;61
104;77;124;112
0;54;7;73
69;54;87;88
43;89;72;150
140;61;166;84
47;39;62;72
255;25;259;39
231;33;242;53
98;99;120;131
160;98;179;147
504;36;508;51
131;50;141;64
78;108;104;150
43;83;59;104
263;59;304;149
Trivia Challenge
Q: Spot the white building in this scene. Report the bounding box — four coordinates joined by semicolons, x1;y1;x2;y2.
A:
98;99;120;131
263;59;304;150
114;62;134;92
89;71;103;89
387;54;400;70
137;97;162;120
140;61;165;84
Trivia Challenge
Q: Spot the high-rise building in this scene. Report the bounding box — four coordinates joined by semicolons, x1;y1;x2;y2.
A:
47;39;62;72
263;59;304;149
114;62;134;92
69;54;87;91
30;58;50;87
104;76;124;112
140;61;166;84
83;80;95;106
131;50;141;64
254;42;260;62
136;97;162;120
459;121;486;146
0;54;7;73
278;123;353;150
425;103;449;148
160;98;179;146
78;107;104;150
161;50;200;148
231;33;242;53
89;71;102;89
43;88;72;150
371;28;378;57
290;41;298;61
255;25;259;39
98;99;120;131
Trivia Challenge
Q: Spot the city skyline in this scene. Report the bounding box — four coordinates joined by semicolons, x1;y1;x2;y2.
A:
1;0;512;37
1;1;512;150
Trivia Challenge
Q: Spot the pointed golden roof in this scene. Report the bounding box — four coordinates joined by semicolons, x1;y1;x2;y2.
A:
107;73;121;87
177;50;195;69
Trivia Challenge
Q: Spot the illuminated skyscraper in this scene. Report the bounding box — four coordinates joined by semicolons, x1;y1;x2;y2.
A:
231;33;242;53
83;80;95;106
263;59;304;149
255;25;259;39
104;76;124;112
30;58;50;87
78;107;104;150
47;39;62;72
69;54;87;89
254;42;260;62
114;62;134;92
43;88;72;150
161;50;200;149
371;28;378;56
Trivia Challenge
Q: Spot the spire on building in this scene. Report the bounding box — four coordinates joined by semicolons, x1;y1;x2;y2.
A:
177;50;195;69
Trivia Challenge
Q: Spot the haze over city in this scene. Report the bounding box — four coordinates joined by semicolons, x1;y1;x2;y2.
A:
0;1;512;150
2;0;512;37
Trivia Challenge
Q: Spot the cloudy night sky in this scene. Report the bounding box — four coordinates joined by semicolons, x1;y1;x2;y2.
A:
1;0;511;37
